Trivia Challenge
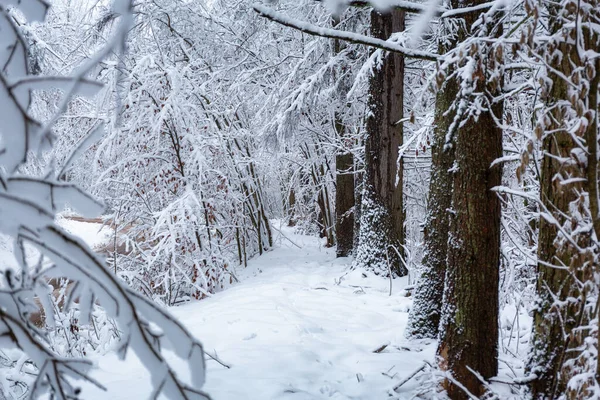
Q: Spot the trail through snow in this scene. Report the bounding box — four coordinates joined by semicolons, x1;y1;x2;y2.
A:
81;224;439;399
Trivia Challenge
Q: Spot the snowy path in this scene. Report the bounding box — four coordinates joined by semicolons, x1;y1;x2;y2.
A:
83;226;437;399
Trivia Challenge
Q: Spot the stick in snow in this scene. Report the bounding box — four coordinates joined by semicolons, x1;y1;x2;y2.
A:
205;350;231;369
373;342;390;353
393;362;428;392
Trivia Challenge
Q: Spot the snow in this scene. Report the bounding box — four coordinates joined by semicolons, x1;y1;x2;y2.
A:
56;215;112;250
76;224;437;399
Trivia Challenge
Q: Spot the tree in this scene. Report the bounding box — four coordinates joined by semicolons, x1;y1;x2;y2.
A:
406;41;457;337
86;0;285;303
435;2;504;397
333;16;356;258
523;0;600;397
354;8;407;276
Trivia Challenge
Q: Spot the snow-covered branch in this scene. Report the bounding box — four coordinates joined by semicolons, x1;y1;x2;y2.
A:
253;4;438;61
314;0;496;18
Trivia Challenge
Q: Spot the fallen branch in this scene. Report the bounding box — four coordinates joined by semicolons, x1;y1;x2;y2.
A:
373;342;390;353
271;224;303;249
393;362;428;392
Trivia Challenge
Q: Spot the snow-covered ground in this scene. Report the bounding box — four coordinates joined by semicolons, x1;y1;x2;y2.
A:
0;216;529;399
77;224;439;399
56;215;112;250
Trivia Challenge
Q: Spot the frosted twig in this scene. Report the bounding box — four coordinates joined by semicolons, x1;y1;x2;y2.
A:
393;361;428;392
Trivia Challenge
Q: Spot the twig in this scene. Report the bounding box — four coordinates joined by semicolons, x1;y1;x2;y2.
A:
373;342;390;353
443;371;479;400
270;224;302;249
489;375;537;386
393;362;428;392
204;350;231;369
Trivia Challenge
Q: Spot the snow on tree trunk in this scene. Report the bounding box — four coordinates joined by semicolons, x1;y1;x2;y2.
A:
406;43;457;338
524;0;600;397
354;8;406;276
436;3;503;397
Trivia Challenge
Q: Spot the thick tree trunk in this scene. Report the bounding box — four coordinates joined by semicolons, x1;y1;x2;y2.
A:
527;5;599;397
438;101;502;399
406;65;457;338
529;129;584;398
436;3;503;397
355;9;406;276
529;72;583;397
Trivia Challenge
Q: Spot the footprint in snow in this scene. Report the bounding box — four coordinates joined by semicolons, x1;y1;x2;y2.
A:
243;333;257;340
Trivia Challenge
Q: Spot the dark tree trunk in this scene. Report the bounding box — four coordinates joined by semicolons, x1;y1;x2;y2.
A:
355;9;406;276
438;100;502;400
353;169;363;252
406;59;457;338
335;132;355;257
438;100;503;399
287;187;296;226
436;3;503;398
333;17;355;258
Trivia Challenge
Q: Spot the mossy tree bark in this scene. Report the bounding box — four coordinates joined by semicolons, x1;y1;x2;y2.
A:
527;2;600;397
436;3;503;398
355;8;406;276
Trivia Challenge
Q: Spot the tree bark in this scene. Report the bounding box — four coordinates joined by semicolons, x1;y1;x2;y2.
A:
333;16;355;258
436;3;503;398
355;8;406;276
353;169;363;252
527;4;599;397
335;130;355;257
406;60;457;338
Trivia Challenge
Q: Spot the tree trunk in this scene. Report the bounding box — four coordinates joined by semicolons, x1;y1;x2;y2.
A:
527;3;599;397
406;56;457;338
335;131;355;257
353;169;363;252
333;17;355;258
436;4;503;398
354;8;406;276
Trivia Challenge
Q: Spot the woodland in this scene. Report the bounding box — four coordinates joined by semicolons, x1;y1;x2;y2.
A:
0;0;598;399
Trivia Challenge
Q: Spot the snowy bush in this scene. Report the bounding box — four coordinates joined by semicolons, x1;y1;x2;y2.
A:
0;1;209;398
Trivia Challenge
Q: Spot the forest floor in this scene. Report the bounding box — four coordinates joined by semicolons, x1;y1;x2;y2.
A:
59;220;527;399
